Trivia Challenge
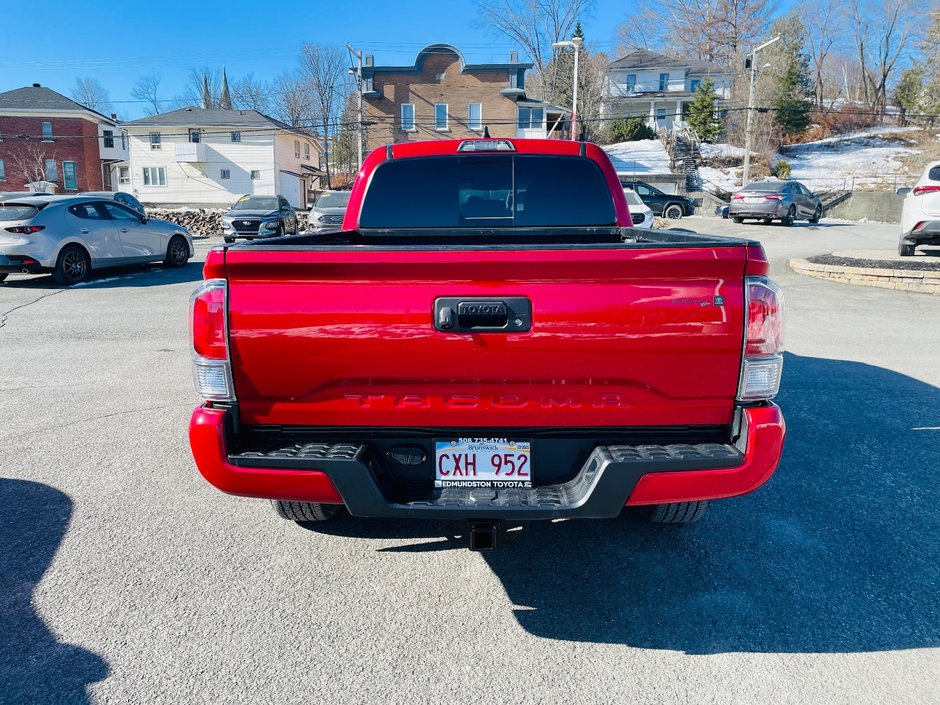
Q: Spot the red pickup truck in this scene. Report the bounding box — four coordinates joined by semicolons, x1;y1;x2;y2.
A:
189;138;785;550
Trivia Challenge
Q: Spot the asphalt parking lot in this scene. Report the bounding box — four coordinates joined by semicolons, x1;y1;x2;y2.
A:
1;218;938;704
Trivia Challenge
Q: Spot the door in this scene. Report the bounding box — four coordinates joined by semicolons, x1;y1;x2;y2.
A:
633;183;664;215
65;202;123;263
101;202;161;258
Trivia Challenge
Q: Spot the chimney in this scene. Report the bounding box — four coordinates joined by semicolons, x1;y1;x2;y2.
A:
509;51;518;63
365;54;374;67
32;83;41;88
110;113;117;120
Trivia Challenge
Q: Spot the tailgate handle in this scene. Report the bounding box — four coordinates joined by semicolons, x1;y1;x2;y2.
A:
434;297;531;333
457;301;508;328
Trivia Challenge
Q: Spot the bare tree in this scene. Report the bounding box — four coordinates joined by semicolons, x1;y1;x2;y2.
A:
70;78;112;114
478;0;593;97
270;71;314;127
131;73;163;116
300;44;348;187
231;73;271;113
176;67;222;109
795;0;838;108
11;142;58;191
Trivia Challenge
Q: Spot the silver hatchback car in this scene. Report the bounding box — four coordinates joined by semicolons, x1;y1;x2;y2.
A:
729;180;822;226
0;195;193;285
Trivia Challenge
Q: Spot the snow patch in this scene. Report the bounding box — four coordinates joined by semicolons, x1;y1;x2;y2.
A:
699;143;745;160
603;140;673;176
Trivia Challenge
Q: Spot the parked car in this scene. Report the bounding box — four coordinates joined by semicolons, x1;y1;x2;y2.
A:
0;196;193;285
729;180;822;226
623;188;654;229
0;191;53;200
308;190;351;233
189;138;786;551
897;160;940;256
80;191;146;216
222;195;298;243
618;179;695;219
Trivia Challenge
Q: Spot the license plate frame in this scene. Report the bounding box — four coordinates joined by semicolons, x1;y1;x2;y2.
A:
434;438;532;489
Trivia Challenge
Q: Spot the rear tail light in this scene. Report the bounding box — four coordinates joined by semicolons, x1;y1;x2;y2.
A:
912;221;928;232
731;195;744;200
190;279;234;401
5;225;45;234
764;195;782;201
738;277;784;401
912;185;940;196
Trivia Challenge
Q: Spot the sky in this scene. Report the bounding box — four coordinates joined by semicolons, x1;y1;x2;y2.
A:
0;0;628;120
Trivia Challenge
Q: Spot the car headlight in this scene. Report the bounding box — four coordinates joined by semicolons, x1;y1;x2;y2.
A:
263;221;278;229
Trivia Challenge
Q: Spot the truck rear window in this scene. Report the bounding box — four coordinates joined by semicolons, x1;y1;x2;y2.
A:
359;155;616;228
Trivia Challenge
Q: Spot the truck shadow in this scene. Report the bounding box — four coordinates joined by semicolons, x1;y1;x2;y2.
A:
0;479;109;703
304;352;940;653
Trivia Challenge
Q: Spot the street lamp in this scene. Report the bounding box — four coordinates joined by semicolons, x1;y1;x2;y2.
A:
552;36;584;140
742;35;780;186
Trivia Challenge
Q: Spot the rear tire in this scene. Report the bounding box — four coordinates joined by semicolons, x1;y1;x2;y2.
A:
732;216;744;224
163;235;189;267
0;273;8;283
272;501;343;522
663;203;684;220
899;242;915;257
781;206;796;227
643;501;709;524
52;244;91;285
809;205;822;224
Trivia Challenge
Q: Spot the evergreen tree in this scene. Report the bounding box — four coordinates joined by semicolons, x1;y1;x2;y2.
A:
770;16;813;138
685;78;722;142
219;68;232;110
894;66;924;125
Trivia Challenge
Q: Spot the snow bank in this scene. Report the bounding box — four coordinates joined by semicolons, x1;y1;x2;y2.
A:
699;143;745;160
603;140;673;176
781;135;920;192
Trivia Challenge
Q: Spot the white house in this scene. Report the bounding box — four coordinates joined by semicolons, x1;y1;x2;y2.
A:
121;108;323;208
603;50;733;132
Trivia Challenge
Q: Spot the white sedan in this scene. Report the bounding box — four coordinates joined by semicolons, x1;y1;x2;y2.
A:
0;195;193;284
624;188;655;230
899;160;940;256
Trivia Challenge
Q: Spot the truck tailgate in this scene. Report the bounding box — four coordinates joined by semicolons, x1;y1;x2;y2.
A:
224;245;747;428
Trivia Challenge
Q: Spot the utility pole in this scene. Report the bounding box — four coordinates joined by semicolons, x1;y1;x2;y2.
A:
345;43;364;171
742;35;780;186
552;35;584;140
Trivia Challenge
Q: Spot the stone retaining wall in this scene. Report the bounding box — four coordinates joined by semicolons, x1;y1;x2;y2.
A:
145;209;312;237
789;258;940;295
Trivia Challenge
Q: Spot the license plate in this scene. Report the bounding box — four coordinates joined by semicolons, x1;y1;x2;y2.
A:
745;197;764;203
435;438;531;489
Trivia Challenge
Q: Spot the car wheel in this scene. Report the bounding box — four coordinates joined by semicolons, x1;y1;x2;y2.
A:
0;273;8;283
663;203;684;220
52;244;91;285
809;205;822;224
781;205;796;226
272;501;343;522
732;216;744;224
643;501;709;524
163;236;189;267
224;236;235;244
763;218;773;224
898;242;916;257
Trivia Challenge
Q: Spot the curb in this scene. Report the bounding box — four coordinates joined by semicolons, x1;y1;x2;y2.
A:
789;258;940;295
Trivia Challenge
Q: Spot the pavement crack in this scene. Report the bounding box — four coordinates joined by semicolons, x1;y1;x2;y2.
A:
0;288;70;329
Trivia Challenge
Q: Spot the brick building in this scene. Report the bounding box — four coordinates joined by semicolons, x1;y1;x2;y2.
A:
361;44;569;151
0;84;127;193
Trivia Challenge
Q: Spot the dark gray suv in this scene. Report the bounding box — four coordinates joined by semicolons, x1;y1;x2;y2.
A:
222;195;298;243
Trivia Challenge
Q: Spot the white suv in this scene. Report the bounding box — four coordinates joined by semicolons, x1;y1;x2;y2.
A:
899;160;940;256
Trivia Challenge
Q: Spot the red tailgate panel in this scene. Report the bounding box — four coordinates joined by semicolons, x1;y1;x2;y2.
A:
225;246;747;428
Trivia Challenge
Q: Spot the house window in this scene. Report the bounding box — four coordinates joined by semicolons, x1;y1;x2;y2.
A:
0;159;5;180
690;79;701;93
434;104;448;130
401;103;415;131
45;159;58;182
150;132;161;150
294;140;300;158
41;121;53;141
250;170;260;180
142;166;166;186
517;107;544;129
221;169;231;180
656;107;667;121
189;129;200;143
304;143;310;160
659;73;669;91
103;129;114;148
119;166;129;184
363;76;374;93
231;131;241;142
63;161;77;190
626;74;637;91
468;103;482;131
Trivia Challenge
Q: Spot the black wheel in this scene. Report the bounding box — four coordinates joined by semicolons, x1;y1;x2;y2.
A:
763;218;773;224
809;205;822;224
163;236;189;267
898;242;915;257
0;273;8;283
642;501;709;524
272;501;343;522
52;244;91;285
224;236;235;244
663;203;684;220
781;205;796;226
732;216;744;224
